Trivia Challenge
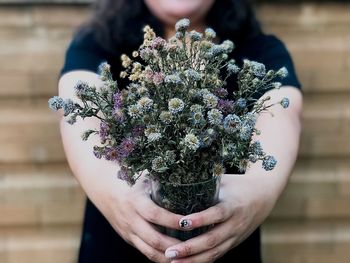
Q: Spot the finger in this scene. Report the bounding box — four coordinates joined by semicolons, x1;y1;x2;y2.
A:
178;202;232;230
135;195;184;230
131;234;170;263
133;216;181;252
165;222;233;259
170;237;235;263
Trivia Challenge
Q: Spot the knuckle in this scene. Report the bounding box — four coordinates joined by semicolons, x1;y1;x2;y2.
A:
145;206;160;222
210;248;222;261
149;236;162;250
213;206;226;221
145;250;159;262
205;233;218;248
183;243;192;256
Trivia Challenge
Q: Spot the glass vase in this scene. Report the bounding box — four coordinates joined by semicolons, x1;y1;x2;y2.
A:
150;176;221;241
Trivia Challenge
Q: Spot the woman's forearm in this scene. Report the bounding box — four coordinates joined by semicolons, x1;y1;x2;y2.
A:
244;86;303;203
57;71;128;204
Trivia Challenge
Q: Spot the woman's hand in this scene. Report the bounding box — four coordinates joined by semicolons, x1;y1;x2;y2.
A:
164;88;302;262
101;177;184;263
163;173;278;263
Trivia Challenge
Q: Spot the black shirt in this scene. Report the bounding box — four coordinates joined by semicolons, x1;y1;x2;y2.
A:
60;30;301;263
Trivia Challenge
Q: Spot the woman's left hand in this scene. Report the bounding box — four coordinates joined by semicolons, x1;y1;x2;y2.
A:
164;173;279;263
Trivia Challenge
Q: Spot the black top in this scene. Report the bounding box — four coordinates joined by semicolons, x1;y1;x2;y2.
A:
60;30;301;263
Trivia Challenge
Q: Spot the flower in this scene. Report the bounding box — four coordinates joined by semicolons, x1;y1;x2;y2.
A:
203;93;218;108
221;40;234;53
132;126;145;137
137;97;153;111
147;132;162;142
175;18;190;31
151;37;166;50
249;61;266;77
217;99;234;114
207;109;223;125
185;69;201;82
280;97;290;109
184;133;200;151
277;67;288;78
152;157;168;173
213;88;228;98
152;72;164;85
113;92;123;110
227;63;240;74
74;81;89;99
99;121;109;144
145;126;162;142
117;166;135;186
251;141;264;156
165;74;183;86
168;98;185;114
223;114;241;133
189;30;202;41
191;111;205;125
236;98;247;109
98;62;112;80
118;138;136;158
104;146;120;161
48;96;64;111
159;111;173;124
262;156;277;171
212;163;225;176
205;28;216;39
140;47;153;61
121;54;132;68
128;104;142;118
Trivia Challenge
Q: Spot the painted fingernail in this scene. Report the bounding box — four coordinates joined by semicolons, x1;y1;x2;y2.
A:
179;218;192;229
165;249;178;259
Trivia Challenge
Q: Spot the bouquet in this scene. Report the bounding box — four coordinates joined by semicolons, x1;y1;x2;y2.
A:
49;19;289;239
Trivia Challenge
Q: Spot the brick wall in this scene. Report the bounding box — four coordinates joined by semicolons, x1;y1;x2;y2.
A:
0;2;349;263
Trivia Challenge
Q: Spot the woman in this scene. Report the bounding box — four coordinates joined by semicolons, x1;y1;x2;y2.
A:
58;0;303;262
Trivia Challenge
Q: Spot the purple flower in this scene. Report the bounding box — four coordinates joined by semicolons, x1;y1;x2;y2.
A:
113;109;125;123
151;37;166;50
213;88;228;98
99;122;109;144
118;138;136;158
117;166;135;186
113;92;123;110
140;47;153;61
93;146;103;159
132;126;145;137
104;146;120;161
152;72;164;85
217;99;234;114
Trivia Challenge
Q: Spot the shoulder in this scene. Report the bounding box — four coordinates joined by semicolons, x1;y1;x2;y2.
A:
234;33;302;90
60;29;109;77
235;33;291;65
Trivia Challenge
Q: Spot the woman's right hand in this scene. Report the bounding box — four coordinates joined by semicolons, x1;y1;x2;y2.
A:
58;71;183;262
98;177;183;262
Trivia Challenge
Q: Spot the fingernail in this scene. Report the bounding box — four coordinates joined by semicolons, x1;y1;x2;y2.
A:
165;249;178;259
179;218;192;229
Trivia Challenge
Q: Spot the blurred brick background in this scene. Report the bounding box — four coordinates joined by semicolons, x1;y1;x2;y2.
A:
0;1;349;262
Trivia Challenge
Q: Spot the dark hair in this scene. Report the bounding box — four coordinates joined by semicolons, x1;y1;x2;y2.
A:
78;0;262;56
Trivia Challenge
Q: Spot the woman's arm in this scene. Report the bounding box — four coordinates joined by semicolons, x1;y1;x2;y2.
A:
58;71;183;263
164;87;303;262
